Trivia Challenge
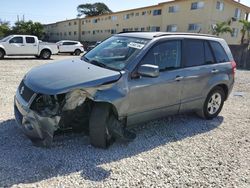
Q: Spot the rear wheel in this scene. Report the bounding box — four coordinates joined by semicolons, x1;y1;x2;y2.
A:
89;103;113;148
74;49;81;56
197;86;225;119
40;49;51;59
0;49;5;59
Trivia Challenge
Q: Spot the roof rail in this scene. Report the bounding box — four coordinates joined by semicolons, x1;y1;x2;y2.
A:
117;31;145;34
153;32;218;38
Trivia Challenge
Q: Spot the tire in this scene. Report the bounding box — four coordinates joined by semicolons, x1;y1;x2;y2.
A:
0;49;5;59
40;49;51;59
197;86;225;120
89;103;113;149
74;49;81;56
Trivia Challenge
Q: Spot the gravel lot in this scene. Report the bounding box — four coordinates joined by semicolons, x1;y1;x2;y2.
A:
0;56;249;188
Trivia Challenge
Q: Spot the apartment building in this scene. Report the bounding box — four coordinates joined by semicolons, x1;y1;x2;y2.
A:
43;0;250;45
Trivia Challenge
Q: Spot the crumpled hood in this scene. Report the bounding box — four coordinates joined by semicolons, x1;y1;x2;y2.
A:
24;57;121;95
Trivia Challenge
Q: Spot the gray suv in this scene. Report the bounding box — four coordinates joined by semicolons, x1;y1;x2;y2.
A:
14;32;236;148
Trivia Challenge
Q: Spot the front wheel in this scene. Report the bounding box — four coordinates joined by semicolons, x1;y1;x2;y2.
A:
0;49;5;59
40;50;51;59
197;86;225;120
89;103;113;148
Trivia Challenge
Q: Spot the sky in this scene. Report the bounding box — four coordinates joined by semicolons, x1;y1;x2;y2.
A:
0;0;250;25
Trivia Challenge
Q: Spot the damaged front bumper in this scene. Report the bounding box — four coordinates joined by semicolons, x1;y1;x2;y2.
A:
14;91;60;146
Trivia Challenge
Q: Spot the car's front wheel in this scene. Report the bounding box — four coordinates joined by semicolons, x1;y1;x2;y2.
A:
89;103;113;148
197;86;225;120
0;49;5;59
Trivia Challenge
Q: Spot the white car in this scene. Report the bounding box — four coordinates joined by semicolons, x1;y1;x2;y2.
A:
56;40;84;56
0;35;59;59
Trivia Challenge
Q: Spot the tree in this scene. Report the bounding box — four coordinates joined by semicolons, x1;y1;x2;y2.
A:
77;2;112;17
239;19;250;44
212;22;233;36
11;20;44;38
0;20;10;38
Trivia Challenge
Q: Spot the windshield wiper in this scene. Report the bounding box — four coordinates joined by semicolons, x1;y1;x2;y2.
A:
90;60;120;71
81;56;90;62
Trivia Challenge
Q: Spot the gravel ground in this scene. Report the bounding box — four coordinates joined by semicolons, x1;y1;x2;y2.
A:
0;56;249;188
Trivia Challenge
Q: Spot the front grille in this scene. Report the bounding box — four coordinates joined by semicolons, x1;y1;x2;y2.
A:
18;81;35;102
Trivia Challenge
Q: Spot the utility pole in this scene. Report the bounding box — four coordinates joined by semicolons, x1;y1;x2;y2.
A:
17;15;19;22
23;14;25;22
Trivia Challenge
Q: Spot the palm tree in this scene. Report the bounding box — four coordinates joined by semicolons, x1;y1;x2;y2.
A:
239;19;250;44
212;22;232;36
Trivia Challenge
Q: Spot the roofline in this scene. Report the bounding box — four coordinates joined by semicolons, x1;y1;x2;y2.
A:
43;0;250;26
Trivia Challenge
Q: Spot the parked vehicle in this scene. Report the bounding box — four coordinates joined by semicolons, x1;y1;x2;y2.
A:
0;35;58;59
14;32;236;148
86;41;102;52
56;40;84;55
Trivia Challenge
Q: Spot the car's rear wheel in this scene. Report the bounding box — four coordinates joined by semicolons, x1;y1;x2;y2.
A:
0;49;5;59
197;86;225;120
89;103;113;148
74;49;81;56
40;49;51;59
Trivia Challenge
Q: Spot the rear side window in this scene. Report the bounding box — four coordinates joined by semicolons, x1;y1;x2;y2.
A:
142;40;181;71
209;41;229;63
204;41;215;64
26;37;35;44
63;42;77;45
184;39;204;67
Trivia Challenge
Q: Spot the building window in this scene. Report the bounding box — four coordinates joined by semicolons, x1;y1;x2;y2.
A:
93;19;98;23
188;23;201;31
151;26;161;32
93;30;95;35
147;10;152;15
234;8;241;20
216;1;224;11
153;9;162;16
68;22;71;26
82;31;85;35
64;32;67;36
167;24;178;32
74;31;77;35
124;14;130;20
142;11;146;16
111;29;117;34
111;16;117;21
74;21;77;25
191;2;204;10
135;12;140;16
141;27;145;31
69;32;71;36
231;28;239;37
134;28;139;31
123;28;129;32
169;5;180;13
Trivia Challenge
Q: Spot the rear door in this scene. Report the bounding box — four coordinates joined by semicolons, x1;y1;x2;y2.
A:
24;36;38;54
60;42;75;52
179;39;217;112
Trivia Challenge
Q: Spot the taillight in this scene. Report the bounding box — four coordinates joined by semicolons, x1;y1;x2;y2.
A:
231;61;237;77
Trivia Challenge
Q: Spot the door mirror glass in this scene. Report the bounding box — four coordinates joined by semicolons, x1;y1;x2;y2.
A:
138;64;160;78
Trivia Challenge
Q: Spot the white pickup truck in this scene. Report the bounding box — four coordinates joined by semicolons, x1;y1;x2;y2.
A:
0;35;59;59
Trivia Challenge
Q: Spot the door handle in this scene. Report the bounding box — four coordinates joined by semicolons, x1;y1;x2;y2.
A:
175;76;184;81
211;69;219;74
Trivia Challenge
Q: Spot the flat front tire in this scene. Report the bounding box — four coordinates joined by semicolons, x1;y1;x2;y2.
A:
197;86;225;120
89;103;112;148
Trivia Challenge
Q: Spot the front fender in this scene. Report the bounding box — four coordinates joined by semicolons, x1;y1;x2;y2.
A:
0;44;6;53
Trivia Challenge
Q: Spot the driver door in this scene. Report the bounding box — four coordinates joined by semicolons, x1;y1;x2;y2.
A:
5;36;25;55
127;40;184;125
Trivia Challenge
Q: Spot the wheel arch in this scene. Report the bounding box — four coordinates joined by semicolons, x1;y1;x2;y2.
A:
0;47;6;55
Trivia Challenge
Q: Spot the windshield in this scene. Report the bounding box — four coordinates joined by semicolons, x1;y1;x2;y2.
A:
83;36;149;71
1;36;12;42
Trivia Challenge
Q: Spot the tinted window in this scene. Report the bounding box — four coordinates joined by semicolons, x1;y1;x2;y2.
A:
63;42;77;45
26;37;35;44
9;37;23;44
210;41;229;63
184;40;204;67
204;41;215;64
142;40;181;71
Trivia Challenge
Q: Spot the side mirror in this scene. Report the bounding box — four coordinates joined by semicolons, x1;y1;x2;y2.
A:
138;64;160;78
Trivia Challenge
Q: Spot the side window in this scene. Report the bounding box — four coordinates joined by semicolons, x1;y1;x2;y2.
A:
142;40;181;71
209;41;229;63
184;39;204;67
9;37;23;44
25;37;35;44
204;41;215;64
